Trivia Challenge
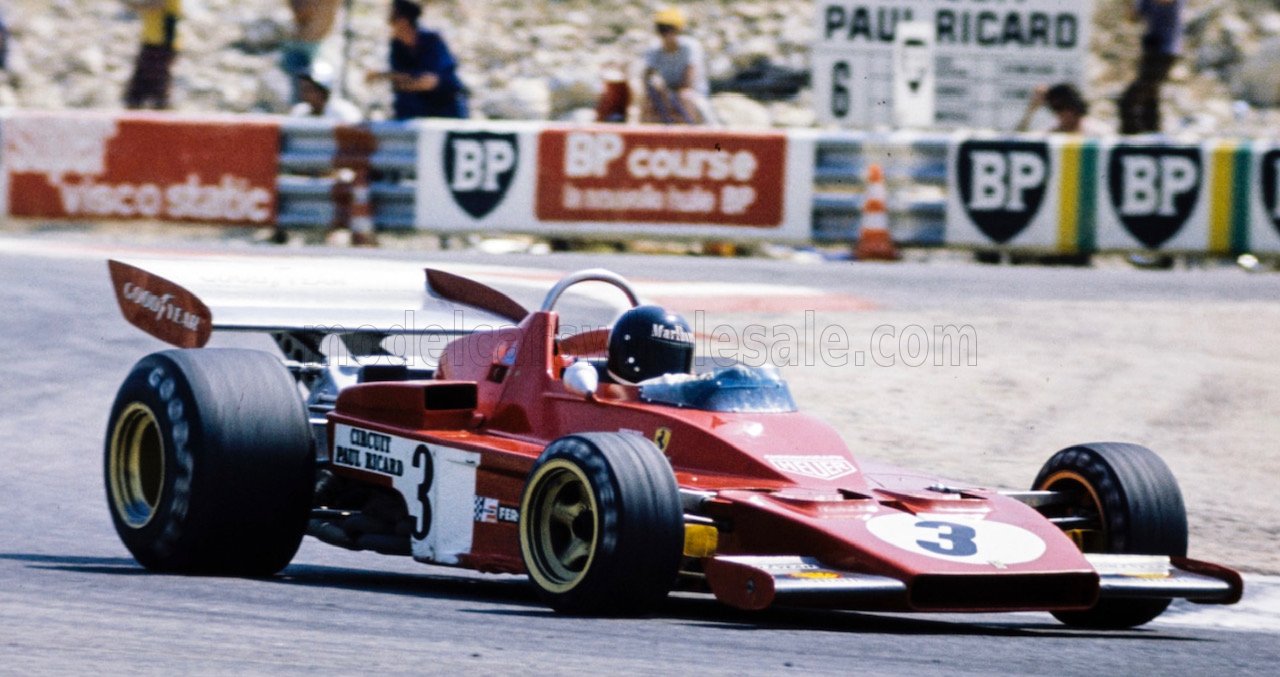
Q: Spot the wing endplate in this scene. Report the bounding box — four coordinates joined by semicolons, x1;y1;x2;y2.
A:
108;259;214;348
426;268;529;323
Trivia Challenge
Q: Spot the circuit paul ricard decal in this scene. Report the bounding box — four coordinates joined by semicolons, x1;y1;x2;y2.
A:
866;513;1046;565
332;423;479;565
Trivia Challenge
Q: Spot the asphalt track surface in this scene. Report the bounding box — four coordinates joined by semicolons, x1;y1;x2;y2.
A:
1;236;1278;675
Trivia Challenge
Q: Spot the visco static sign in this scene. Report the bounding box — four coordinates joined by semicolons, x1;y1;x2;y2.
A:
2;112;280;225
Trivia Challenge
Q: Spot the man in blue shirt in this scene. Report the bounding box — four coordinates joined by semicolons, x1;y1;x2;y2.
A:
368;0;466;120
1119;0;1184;134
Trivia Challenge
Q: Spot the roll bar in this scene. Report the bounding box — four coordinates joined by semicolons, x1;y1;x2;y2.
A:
539;269;642;312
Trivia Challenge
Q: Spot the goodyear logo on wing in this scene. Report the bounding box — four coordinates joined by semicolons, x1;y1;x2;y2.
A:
121;283;203;332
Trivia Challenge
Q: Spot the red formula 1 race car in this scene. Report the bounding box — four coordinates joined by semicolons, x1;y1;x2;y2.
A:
103;261;1242;628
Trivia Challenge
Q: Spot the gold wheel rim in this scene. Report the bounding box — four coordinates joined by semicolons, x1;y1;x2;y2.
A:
108;402;166;529
1040;469;1106;552
521;460;599;594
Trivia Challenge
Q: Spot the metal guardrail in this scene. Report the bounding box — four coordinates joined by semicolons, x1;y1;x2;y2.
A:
274;122;954;244
276;120;418;232
810;131;951;245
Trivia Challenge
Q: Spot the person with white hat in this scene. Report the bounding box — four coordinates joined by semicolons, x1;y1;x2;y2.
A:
291;61;362;124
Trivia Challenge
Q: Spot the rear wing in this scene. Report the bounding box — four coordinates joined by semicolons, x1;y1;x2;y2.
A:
107;258;514;361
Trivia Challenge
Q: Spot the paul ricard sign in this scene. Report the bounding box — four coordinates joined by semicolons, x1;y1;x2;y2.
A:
813;0;1094;130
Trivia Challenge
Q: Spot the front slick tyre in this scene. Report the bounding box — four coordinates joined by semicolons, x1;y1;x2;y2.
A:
1034;442;1188;629
104;349;314;576
519;433;683;616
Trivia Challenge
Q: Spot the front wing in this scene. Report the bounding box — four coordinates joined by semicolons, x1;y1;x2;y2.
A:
703;554;1243;613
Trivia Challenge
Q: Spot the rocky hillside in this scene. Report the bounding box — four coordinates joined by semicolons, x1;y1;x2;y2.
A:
2;0;1279;134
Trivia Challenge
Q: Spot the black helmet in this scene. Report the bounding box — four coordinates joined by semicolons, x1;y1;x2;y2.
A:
607;305;694;384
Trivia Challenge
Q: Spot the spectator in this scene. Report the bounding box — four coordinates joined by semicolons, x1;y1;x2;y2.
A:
366;0;466;120
282;1;342;102
640;6;713;124
0;4;9;71
276;60;363;245
0;3;19;107
1119;0;1184;134
291;61;362;123
1016;83;1110;135
594;62;631;123
123;0;181;110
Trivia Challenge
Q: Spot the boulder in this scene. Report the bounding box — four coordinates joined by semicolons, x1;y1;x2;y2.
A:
70;45;107;76
1232;37;1280;107
769;100;815;128
709;93;771;128
256;67;293;113
478;77;552;120
548;74;600;120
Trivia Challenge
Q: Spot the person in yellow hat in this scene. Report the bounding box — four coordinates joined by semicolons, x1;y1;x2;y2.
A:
641;6;712;124
123;0;182;109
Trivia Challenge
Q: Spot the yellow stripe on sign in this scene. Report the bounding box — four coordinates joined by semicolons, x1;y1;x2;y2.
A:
1058;141;1082;252
1209;141;1238;253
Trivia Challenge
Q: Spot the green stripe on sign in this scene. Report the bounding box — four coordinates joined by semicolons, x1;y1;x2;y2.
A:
1077;141;1098;253
1231;145;1252;254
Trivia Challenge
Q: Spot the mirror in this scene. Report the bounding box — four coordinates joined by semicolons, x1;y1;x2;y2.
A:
563;360;599;398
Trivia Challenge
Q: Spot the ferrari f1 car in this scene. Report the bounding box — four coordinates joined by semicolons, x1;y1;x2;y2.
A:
103;260;1242;628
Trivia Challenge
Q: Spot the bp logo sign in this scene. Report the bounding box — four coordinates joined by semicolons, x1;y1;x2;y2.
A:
1262;149;1280;237
1106;146;1201;249
444;131;518;219
956;140;1050;244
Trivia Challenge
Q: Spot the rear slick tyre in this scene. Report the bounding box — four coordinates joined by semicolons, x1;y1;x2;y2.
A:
519;433;684;616
104;349;314;576
1033;442;1188;629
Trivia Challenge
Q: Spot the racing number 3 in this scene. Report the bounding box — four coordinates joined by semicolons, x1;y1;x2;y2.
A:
412;444;433;539
914;520;978;557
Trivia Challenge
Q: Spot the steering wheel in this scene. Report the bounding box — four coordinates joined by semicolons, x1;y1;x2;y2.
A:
540;269;641;312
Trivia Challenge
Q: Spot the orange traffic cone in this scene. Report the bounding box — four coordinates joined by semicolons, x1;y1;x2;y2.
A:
855;163;900;261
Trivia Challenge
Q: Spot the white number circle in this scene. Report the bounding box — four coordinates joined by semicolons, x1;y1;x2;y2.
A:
866;513;1046;565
